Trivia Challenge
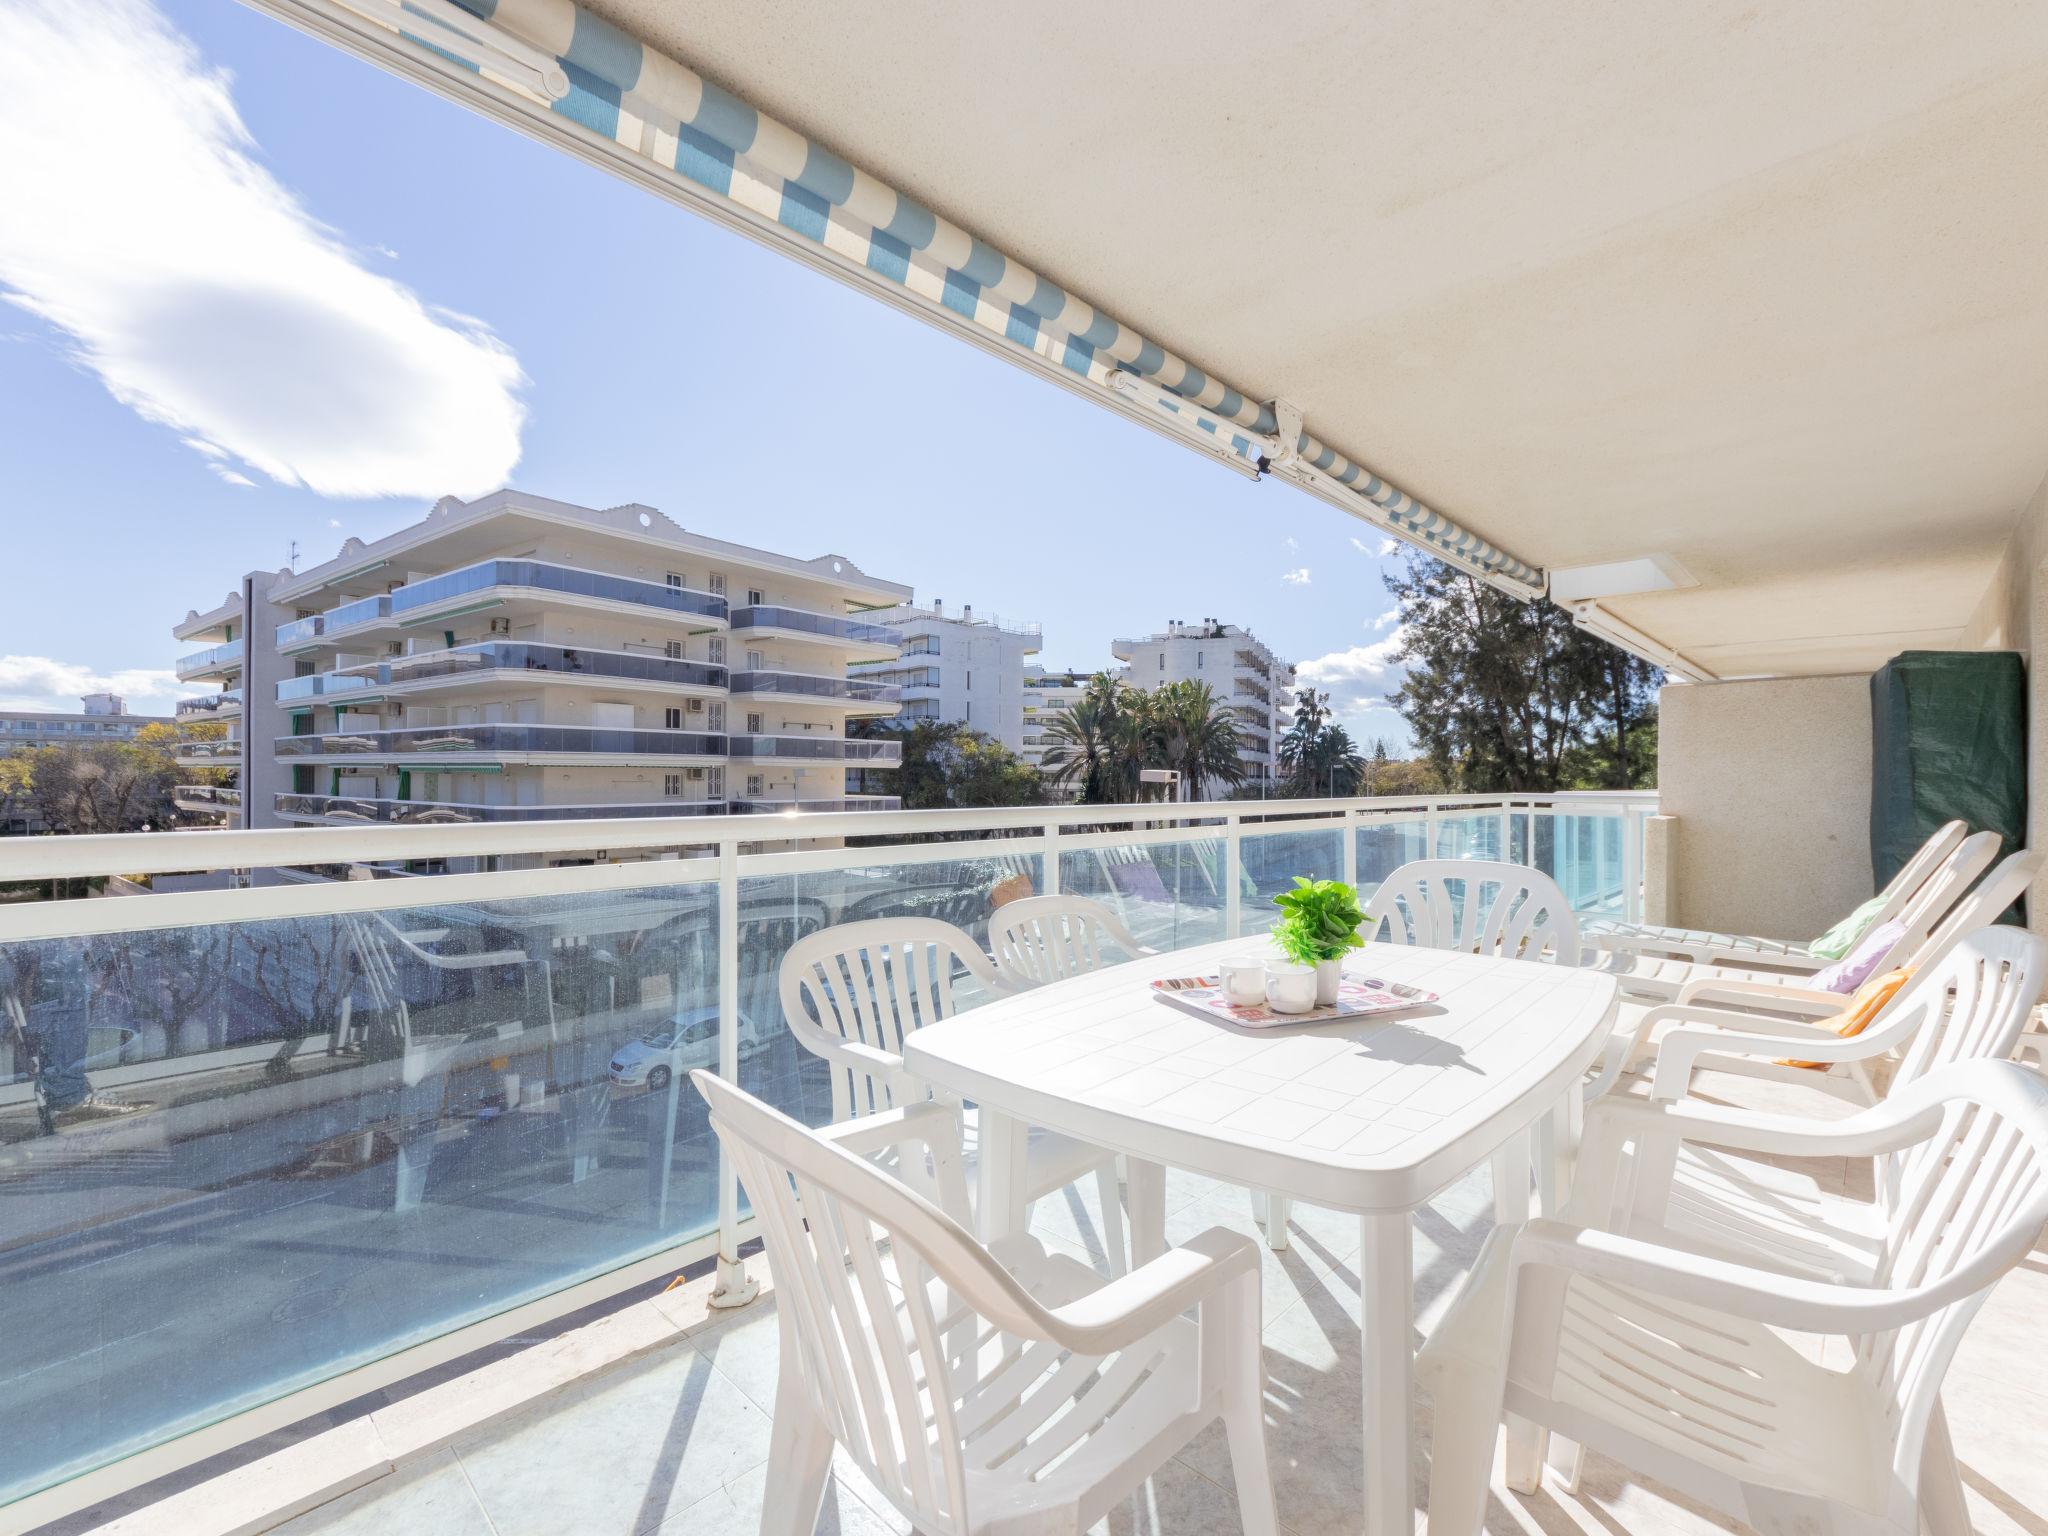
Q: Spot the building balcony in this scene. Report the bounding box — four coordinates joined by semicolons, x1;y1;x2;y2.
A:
174;690;242;722
172;736;239;767
273;793;727;825
173;638;244;682
725;734;903;765
276;560;727;651
273;723;728;766
276;643;728;705
171;784;241;815
727;604;898;657
727;670;902;713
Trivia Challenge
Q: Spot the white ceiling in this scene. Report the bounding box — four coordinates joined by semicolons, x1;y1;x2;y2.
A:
582;0;2048;676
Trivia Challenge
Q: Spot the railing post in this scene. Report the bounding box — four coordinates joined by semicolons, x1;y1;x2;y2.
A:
1341;805;1357;887
1044;814;1061;897
1225;812;1242;939
1622;805;1645;925
710;835;756;1309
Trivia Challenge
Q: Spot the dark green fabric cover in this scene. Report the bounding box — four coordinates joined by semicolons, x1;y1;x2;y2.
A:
1869;650;2027;922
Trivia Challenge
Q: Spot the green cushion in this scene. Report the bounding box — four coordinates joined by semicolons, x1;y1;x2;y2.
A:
1808;894;1890;960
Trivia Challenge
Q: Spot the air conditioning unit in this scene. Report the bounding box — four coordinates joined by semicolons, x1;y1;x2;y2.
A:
685;697;704;713
488;617;511;635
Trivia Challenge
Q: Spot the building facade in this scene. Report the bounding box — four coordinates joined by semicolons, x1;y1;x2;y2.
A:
171;491;911;842
1019;665;1091;779
852;600;1041;750
1110;619;1295;790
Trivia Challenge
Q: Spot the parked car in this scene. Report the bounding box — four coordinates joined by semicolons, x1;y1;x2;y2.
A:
607;1006;770;1092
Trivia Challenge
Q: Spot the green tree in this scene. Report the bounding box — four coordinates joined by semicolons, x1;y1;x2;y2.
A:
853;718;1047;809
1042;674;1247;803
7;741;179;836
1383;550;1661;791
1278;687;1364;797
1141;679;1245;801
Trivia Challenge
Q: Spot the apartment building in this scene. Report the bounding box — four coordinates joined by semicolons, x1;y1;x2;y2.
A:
170;491;911;839
1111;619;1295;789
1019;665;1091;777
851;599;1041;749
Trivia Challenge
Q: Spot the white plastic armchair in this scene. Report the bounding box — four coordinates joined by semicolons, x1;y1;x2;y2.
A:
1603;850;2043;1103
1421;1060;2048;1536
1582;819;1967;966
986;895;1155;990
1590;829;2000;1002
1370;859;1583;967
693;1071;1277;1536
778;917;1136;1271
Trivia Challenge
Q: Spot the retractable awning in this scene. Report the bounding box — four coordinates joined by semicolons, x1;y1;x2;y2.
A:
265;0;1547;601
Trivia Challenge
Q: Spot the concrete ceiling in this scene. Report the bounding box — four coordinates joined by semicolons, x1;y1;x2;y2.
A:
586;0;2048;677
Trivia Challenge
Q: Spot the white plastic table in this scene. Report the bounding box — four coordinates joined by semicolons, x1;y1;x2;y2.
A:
902;936;1618;1536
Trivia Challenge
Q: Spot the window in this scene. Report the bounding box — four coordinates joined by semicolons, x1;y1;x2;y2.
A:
747;588;764;606
708;637;725;663
966;701;972;721
663;707;682;729
746;712;763;733
965;671;972;689
663;640;682;659
665;572;685;589
662;773;682;796
745;774;764;796
1158;653;1165;671
708;573;726;595
746;650;764;669
1196;651;1204;669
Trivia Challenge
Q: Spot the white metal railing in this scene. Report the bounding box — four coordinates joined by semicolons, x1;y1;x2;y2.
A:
0;788;1651;1526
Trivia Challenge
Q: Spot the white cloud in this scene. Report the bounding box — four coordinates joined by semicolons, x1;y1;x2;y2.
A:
0;0;526;498
1295;629;1409;714
1368;608;1399;631
1281;567;1312;586
1349;535;1400;558
0;655;205;715
213;467;255;488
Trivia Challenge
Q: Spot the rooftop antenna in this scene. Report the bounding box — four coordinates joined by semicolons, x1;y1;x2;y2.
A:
288;539;300;573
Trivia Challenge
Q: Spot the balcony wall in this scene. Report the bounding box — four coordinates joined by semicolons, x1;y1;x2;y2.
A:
276;643;727;703
273;724;728;762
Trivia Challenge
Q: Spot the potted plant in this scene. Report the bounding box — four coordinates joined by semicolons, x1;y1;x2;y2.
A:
1272;877;1369;1005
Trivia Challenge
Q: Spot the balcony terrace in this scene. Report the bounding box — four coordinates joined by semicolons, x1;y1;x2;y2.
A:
724;734;902;765
275;561;728;653
170;784;241;815
274;643;728;705
172;638;244;683
272;723;728;766
726;604;899;658
727;669;903;713
170;735;239;767
272;793;730;824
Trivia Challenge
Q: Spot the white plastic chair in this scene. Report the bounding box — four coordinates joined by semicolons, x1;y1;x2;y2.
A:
1603;849;2043;1099
986;894;1154;990
1582;819;1967;964
1370;859;1583;967
1260;860;1584;1250
1591;829;2001;1002
1577;924;2046;1289
1420;1059;2048;1536
778;917;1134;1273
693;1071;1277;1536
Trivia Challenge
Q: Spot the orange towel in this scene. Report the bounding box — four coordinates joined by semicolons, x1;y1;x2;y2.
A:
1780;967;1912;1070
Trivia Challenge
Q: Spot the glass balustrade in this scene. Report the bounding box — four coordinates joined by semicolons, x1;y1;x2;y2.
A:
173;639;243;679
273;795;727;823
727;605;895;646
727;671;901;703
729;797;903;814
390;561;725;625
272;725;727;759
277;644;726;702
724;735;902;763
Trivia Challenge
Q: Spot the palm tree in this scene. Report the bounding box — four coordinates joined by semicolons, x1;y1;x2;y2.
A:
1041;686;1143;803
1278;687;1362;797
1143;680;1246;801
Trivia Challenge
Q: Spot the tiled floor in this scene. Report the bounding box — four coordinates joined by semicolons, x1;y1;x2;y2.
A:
266;1073;2048;1536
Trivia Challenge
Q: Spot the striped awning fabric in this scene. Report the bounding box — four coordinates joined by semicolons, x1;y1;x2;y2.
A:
342;0;1547;596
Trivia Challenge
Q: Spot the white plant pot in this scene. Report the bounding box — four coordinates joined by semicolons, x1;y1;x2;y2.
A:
1313;957;1344;1006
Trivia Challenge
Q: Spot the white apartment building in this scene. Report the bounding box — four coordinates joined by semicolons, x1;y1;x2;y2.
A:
1019;665;1091;777
1110;619;1295;789
170;491;911;840
852;600;1041;749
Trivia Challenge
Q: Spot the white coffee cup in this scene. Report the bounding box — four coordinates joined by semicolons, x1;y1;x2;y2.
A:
1263;960;1317;1015
1217;957;1267;1006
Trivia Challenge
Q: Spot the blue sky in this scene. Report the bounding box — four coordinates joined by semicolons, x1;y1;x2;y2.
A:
0;0;1416;752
